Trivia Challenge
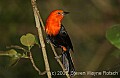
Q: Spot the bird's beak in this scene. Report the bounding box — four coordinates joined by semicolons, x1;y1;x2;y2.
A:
63;12;70;15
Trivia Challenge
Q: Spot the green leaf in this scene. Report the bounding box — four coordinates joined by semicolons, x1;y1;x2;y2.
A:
8;49;17;56
0;49;29;67
0;49;17;57
0;49;21;66
20;33;35;47
106;24;120;49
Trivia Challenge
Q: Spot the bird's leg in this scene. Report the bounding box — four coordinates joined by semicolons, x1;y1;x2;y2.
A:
62;53;69;71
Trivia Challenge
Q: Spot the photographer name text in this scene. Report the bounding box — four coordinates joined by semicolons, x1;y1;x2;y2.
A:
75;71;118;76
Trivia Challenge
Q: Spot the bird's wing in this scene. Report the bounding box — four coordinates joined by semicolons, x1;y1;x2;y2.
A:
59;25;74;52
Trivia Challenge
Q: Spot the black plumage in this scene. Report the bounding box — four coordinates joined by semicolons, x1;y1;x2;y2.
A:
47;25;75;75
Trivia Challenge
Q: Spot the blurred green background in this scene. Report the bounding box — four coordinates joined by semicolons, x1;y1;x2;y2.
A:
0;0;120;78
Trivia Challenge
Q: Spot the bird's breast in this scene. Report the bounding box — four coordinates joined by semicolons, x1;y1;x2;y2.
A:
45;21;61;36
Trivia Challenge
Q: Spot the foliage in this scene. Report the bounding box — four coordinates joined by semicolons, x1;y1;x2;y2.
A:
106;24;120;58
0;33;39;66
20;33;36;47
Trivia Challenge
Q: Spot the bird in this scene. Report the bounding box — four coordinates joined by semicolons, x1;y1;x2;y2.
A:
45;10;75;76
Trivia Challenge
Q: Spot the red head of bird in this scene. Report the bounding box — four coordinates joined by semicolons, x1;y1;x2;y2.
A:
45;10;69;36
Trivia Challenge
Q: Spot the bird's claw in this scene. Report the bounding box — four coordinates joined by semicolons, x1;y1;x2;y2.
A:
46;37;51;44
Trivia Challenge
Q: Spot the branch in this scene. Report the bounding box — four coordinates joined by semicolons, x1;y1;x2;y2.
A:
29;52;47;75
50;44;70;78
31;0;51;78
32;1;70;78
6;45;46;75
6;45;29;52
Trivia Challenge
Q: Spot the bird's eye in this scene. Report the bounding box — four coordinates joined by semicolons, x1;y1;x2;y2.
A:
58;12;61;14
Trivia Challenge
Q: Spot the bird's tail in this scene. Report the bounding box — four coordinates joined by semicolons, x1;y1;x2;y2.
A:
62;50;75;76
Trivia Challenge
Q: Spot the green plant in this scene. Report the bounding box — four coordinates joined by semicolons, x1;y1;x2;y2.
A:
106;24;120;58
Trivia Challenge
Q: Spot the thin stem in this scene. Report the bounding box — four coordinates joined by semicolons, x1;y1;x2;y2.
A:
29;52;47;75
50;44;70;78
6;45;46;75
6;45;29;52
31;0;52;78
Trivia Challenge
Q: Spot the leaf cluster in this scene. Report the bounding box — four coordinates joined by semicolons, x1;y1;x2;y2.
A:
0;33;39;66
